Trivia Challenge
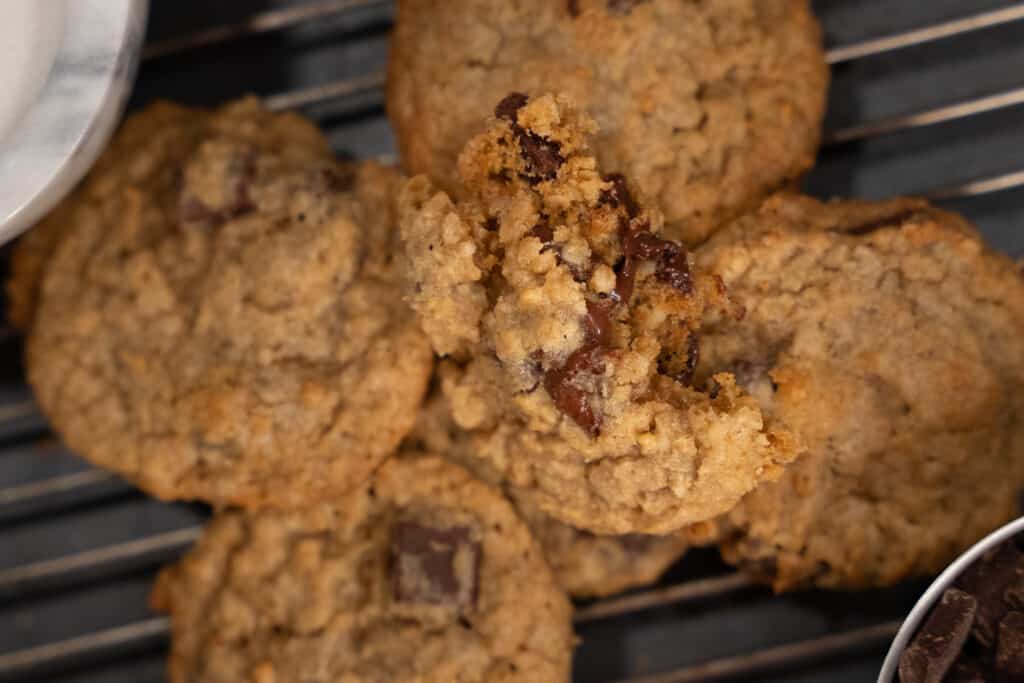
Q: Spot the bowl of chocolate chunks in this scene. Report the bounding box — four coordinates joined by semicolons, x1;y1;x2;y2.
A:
879;516;1024;682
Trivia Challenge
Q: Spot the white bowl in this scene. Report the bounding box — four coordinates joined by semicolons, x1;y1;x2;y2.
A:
0;0;148;244
877;515;1024;681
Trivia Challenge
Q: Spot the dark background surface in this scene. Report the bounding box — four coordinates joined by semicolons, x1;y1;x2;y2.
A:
1;1;1023;681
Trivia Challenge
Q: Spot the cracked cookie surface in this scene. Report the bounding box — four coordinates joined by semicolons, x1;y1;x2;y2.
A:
8;102;207;331
690;194;1024;590
152;454;574;683
27;98;433;509
399;93;795;534
406;379;689;598
388;0;827;244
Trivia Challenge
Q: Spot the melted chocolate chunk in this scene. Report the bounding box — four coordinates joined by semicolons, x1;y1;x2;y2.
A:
608;0;650;13
495;93;529;122
530;220;555;247
567;0;581;16
517;131;564;182
899;588;978;683
484;216;500;232
618;224;694;299
391;520;480;613
600;174;640;218
544;345;606;436
841;209;921;236
584;299;614;347
997;611;1024;675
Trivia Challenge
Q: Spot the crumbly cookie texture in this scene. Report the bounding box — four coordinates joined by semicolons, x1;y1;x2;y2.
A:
405;379;689;598
399;93;796;534
388;0;827;244
7;102;208;331
689;194;1024;590
27;98;433;509
152;454;574;683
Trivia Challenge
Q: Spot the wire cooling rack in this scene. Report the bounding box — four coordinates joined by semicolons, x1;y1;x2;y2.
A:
1;1;1023;681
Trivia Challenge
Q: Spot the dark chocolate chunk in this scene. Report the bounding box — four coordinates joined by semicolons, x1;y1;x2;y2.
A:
518;131;564;182
484;216;500;232
567;0;581;16
955;543;1024;647
943;655;990;683
898;588;978;683
997;611;1024;675
544;345;606;436
495;93;529;122
840;209;921;236
391;520;480;613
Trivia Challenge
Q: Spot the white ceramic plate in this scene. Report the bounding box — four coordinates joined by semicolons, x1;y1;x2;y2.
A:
0;0;148;244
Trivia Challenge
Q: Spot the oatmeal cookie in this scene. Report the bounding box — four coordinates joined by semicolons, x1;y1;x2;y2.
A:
27;98;433;508
388;0;828;243
690;194;1024;590
399;93;795;534
152;454;574;683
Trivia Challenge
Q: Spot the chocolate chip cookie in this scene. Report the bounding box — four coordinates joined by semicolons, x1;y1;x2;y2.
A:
406;375;689;597
151;454;574;683
690;194;1024;590
26;98;433;508
7;101;207;331
388;0;828;244
400;93;796;534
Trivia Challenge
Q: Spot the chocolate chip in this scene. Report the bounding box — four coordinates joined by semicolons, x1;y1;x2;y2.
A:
841;209;921;236
495;93;529;122
544;345;606;436
567;0;581;16
608;0;649;13
899;588;978;683
955;543;1024;647
484;216;499;232
391;520;480;613
518;131;564;182
997;611;1024;675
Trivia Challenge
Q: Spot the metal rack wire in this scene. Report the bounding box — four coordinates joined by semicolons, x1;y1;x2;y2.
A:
1;2;1023;681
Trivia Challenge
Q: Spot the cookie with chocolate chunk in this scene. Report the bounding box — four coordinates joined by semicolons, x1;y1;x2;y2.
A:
399;93;796;534
26;98;433;508
388;0;827;244
406;378;689;597
152;454;574;683
690;194;1024;590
